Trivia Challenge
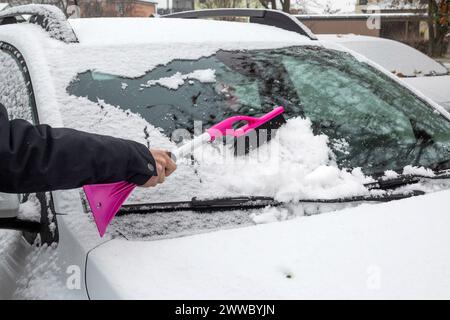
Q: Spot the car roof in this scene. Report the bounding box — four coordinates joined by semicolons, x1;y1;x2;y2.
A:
318;34;448;77
68;17;313;46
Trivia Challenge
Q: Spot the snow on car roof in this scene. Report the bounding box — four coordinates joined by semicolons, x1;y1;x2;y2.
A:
68;17;312;46
404;76;450;111
318;34;448;77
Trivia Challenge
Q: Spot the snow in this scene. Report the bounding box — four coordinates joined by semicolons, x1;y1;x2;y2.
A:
141;69;216;90
2;15;450;299
375;0;425;10
0;4;77;43
17;196;40;222
68;18;310;46
303;0;357;14
318;35;448;77
0;24;64;127
11;242;81;300
0;50;34;122
188;118;371;203
0;3;9;11
250;206;289;224
86;189;450;299
403;76;450;112
34;20;343;207
382;170;399;180
402;165;435;177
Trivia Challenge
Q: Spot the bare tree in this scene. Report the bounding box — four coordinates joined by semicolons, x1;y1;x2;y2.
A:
384;0;448;57
198;0;245;9
427;0;449;57
259;0;277;10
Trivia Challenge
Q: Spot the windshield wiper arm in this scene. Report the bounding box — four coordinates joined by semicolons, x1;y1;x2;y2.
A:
118;191;425;216
364;176;421;191
365;170;450;191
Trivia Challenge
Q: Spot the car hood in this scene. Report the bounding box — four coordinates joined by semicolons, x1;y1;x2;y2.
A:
403;76;450;112
86;190;450;299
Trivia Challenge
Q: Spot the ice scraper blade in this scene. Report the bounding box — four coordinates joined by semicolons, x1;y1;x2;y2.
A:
83;182;136;237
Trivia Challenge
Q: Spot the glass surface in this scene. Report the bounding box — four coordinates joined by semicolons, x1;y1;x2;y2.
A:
67;46;450;174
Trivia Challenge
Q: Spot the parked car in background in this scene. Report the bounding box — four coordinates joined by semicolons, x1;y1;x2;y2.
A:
319;34;450;111
1;6;450;299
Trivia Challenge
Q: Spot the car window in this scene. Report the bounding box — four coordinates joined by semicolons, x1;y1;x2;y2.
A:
67;46;450;175
0;43;36;123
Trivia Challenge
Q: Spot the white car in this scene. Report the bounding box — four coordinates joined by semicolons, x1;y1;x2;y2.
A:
1;6;450;299
319;34;450;111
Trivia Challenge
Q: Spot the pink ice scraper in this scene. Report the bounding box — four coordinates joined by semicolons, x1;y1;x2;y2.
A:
83;107;286;237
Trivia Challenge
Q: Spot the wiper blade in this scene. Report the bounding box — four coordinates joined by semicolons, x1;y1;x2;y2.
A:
118;191;425;216
365;170;450;191
365;176;421;190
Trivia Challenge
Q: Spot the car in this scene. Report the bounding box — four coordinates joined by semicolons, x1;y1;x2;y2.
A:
1;5;450;299
318;34;450;111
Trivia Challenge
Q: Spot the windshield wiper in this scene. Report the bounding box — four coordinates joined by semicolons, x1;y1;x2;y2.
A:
364;176;421;190
116;170;450;216
118;191;425;216
365;170;450;191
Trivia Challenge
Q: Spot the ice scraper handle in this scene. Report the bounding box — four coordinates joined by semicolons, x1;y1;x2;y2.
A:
171;107;286;159
206;107;285;140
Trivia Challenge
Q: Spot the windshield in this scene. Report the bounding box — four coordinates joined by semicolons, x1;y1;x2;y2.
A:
67;46;450;175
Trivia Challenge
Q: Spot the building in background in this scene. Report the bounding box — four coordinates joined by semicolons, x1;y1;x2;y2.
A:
79;0;158;18
297;0;431;53
354;0;429;43
355;0;427;14
174;0;194;11
158;0;194;14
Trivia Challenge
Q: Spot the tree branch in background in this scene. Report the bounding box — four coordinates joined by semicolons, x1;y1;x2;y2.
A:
259;0;277;10
428;0;449;57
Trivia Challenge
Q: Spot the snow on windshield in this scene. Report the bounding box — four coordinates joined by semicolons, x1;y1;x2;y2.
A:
189;117;369;202
46;42;376;205
51;39;450;209
141;69;216;90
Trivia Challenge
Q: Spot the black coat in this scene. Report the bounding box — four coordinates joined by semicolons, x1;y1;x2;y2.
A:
0;103;156;193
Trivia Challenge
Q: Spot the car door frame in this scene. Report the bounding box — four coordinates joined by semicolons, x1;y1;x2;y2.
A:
0;40;59;245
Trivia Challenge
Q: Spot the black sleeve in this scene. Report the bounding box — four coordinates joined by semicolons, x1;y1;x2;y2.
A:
0;104;157;193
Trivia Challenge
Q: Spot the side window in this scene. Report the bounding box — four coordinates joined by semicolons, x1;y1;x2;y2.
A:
0;42;37;124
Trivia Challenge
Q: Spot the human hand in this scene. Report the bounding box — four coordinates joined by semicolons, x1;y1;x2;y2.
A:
142;149;177;188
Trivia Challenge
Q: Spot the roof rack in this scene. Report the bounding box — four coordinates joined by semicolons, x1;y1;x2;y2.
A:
0;4;78;44
163;8;317;40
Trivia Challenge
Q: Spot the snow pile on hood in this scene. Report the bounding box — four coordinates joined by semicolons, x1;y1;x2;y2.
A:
191;117;370;202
